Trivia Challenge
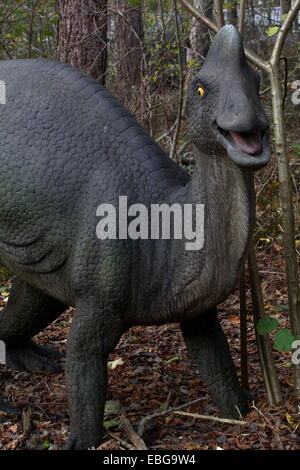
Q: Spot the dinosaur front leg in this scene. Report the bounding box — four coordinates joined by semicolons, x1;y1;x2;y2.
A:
65;299;123;450
0;278;67;372
181;308;249;418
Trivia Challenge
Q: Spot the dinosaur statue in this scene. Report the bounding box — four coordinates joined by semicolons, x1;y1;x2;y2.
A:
0;397;21;416
0;25;270;449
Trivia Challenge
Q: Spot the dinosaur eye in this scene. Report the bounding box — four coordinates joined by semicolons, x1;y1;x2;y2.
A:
197;86;205;97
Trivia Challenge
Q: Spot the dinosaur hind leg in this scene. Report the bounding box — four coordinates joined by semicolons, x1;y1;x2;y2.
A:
181;308;249;419
0;278;67;372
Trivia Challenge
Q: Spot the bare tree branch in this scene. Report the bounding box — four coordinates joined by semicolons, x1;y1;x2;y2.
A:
177;0;270;72
178;0;218;33
119;410;148;450
173;410;265;427
238;0;246;37
239;265;249;390
270;0;300;65
170;0;185;161
214;0;225;28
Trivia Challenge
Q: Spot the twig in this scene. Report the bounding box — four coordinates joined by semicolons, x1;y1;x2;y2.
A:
0;1;28;26
239;265;249;390
251;402;273;428
280;57;288;108
156;120;177;144
164;391;172;411
260;86;271;95
138;397;207;436
119;410;148;450
173;410;264;427
273;418;284;450
106;431;136;450
170;0;185;162
159;0;167;53
0;40;13;59
107;7;143;48
178;0;218;33
259;270;285;276
28;0;41;58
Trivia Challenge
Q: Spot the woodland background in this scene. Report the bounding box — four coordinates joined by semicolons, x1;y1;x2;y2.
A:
0;0;299;451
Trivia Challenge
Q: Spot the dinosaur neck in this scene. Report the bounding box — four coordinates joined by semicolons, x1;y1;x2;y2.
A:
168;148;255;318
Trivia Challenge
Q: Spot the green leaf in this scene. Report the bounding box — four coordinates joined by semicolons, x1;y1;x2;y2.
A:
103;420;120;428
166;356;179;363
282;362;293;368
271;305;289;313
266;26;279;37
42;440;53;449
257;317;279;335
274;329;295;352
128;0;141;6
292;144;300;156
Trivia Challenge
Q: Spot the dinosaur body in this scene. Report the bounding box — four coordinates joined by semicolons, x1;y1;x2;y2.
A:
0;26;270;449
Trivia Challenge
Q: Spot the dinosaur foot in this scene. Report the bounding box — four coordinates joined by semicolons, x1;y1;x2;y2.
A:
219;388;251;419
6;340;65;373
63;435;101;450
62;438;77;450
0;397;21;416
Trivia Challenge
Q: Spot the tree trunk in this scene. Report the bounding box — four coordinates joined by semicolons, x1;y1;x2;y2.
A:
113;0;143;111
189;0;213;64
269;66;300;398
248;244;282;405
57;0;108;85
0;25;4;60
269;0;300;398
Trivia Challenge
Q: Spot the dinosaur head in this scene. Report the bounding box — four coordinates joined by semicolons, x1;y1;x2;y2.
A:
187;25;270;170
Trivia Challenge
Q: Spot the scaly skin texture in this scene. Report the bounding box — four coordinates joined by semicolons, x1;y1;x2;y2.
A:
0;26;270;449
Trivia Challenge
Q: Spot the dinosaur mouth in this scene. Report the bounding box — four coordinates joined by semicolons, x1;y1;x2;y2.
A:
219;128;262;155
216;125;271;170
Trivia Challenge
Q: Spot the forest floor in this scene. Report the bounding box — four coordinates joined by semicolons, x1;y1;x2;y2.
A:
0;243;299;451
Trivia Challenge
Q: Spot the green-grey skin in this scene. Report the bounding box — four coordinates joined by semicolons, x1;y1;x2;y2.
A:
0;26;270;449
